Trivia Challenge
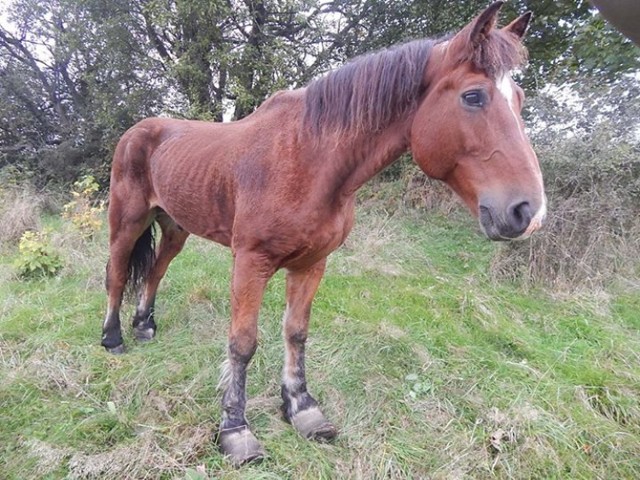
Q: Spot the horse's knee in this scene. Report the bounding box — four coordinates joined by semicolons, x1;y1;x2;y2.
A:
285;322;308;343
229;335;257;365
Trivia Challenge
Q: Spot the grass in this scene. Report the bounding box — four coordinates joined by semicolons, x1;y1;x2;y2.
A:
1;200;640;479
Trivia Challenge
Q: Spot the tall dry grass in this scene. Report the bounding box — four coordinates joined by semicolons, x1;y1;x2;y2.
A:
0;184;45;247
491;108;640;290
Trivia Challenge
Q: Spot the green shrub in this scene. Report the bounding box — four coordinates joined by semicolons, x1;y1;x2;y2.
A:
14;230;63;278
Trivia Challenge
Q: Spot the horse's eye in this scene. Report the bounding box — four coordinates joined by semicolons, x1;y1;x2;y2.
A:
462;90;485;107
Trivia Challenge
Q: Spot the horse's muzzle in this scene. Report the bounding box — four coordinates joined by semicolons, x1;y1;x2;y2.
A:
479;200;544;241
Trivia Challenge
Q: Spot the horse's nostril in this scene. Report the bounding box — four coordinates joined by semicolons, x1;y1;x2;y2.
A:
509;201;532;232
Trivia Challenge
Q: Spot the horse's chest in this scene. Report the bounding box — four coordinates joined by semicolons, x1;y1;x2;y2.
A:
278;204;355;269
311;207;354;250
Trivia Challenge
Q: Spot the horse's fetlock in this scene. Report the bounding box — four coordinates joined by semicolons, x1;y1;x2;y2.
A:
132;311;156;329
281;387;318;421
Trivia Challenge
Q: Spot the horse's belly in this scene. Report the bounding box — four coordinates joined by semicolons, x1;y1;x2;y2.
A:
154;190;234;247
151;174;235;246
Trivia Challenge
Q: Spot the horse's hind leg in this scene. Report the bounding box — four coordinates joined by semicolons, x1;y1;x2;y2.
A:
281;259;337;441
132;212;189;342
102;205;154;353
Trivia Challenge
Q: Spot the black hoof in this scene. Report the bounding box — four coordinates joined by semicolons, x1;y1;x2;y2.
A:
217;426;265;467
102;332;124;354
106;344;125;354
133;325;156;342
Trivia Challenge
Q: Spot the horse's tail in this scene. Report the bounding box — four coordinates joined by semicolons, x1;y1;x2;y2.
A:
126;223;156;296
105;223;156;296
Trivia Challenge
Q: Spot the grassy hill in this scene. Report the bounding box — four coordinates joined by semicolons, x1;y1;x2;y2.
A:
1;194;639;479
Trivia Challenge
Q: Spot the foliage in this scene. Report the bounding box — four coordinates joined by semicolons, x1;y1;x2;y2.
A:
62;175;105;239
1;0;638;186
0;173;43;245
0;0;166;185
13;229;63;278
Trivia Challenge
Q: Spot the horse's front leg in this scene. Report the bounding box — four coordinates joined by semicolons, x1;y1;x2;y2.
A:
218;251;274;466
281;259;337;441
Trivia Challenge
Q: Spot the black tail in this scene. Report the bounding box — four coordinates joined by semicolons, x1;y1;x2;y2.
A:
127;224;156;296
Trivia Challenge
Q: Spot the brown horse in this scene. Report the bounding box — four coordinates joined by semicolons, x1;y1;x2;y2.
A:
101;2;545;465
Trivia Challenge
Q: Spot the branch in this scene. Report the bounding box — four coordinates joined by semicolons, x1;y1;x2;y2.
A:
0;26;69;123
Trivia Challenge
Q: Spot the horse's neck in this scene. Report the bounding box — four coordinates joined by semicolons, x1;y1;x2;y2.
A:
329;121;411;197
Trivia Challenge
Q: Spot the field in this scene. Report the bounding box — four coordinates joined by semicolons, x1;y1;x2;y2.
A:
1;189;640;479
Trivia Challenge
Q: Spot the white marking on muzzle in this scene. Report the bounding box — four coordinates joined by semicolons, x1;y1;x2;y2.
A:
524;199;547;236
496;73;546;240
513;199;547;240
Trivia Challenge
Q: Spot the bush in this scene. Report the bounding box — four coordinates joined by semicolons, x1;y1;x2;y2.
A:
490;80;640;290
491;190;640;290
14;230;64;278
62;175;105;240
0;181;44;247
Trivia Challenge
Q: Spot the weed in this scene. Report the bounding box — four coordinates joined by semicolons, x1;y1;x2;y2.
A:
13;229;63;278
62;175;105;239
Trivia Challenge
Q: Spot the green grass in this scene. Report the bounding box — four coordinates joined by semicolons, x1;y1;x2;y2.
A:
1;205;639;479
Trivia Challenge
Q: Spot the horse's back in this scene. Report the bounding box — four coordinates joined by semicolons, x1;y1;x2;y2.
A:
114;88;305;173
109;90;308;245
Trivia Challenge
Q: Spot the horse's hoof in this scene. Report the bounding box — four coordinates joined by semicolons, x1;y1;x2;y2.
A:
290;406;338;441
106;344;125;355
133;326;155;342
218;426;265;466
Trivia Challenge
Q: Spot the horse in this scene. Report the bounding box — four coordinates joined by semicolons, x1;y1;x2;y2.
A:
101;1;546;465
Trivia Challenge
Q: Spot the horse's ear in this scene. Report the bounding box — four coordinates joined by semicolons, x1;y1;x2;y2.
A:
469;1;504;46
503;11;533;39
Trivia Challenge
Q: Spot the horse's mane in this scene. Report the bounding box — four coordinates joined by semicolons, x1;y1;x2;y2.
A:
303;39;435;138
303;29;527;138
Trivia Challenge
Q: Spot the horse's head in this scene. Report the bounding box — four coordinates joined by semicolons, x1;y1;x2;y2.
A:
410;1;545;241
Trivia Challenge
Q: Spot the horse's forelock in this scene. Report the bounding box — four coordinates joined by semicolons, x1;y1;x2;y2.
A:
467;28;528;79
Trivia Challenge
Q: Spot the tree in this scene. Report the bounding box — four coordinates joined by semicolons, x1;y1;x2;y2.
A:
0;0;638;185
0;0;167;184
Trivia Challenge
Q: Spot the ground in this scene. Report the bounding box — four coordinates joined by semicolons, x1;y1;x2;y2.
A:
1;205;639;479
